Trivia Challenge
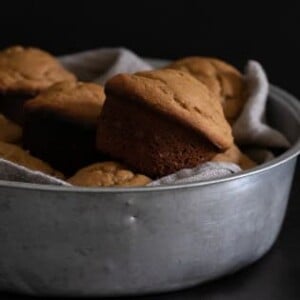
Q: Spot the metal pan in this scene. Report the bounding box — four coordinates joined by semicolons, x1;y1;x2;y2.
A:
0;85;299;297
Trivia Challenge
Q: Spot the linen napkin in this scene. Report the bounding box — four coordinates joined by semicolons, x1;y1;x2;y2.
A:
233;61;290;148
59;47;152;84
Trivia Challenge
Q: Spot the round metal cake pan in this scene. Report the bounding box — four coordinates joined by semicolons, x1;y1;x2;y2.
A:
0;85;299;297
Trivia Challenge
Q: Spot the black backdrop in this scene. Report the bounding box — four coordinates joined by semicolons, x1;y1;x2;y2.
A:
1;1;300;97
1;2;300;299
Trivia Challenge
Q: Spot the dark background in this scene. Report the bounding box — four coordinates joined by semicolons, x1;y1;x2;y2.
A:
1;1;300;299
1;1;300;97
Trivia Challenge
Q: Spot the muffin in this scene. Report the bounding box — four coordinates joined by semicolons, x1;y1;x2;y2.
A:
0;46;76;124
23;81;106;175
0;113;22;144
68;161;151;187
166;57;246;123
212;144;256;170
0;141;63;178
96;69;233;178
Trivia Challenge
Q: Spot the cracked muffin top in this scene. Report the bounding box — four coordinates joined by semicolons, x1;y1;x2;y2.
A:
0;141;64;178
68;161;151;187
24;81;105;125
105;69;233;150
0;46;76;94
166;57;245;121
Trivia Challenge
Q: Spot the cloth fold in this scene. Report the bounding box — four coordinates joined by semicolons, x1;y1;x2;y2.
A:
59;48;152;84
149;162;241;186
0;48;291;186
233;61;290;148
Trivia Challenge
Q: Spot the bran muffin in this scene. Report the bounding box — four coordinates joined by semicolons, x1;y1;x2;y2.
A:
68;161;151;187
96;69;233;178
23;81;106;175
0;46;76;124
0;141;63;178
166;57;246;123
0;114;22;144
212;144;256;170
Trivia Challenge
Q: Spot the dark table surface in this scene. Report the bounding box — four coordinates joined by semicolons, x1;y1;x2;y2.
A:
1;160;299;300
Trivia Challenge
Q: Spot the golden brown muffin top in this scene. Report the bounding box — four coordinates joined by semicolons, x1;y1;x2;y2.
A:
212;144;256;170
68;161;151;187
106;69;233;150
0;114;22;144
24;81;105;125
0;141;64;178
0;46;76;94
167;57;245;122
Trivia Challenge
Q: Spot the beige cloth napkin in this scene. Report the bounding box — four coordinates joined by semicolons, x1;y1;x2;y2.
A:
59;47;152;84
233;61;290;148
0;48;291;186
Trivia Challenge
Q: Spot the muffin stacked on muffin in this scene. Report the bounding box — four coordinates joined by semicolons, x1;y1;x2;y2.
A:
0;46;76;124
96;69;233;178
166;57;245;123
23;81;106;175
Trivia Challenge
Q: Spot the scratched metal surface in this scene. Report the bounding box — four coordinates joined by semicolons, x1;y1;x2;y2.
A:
0;86;299;297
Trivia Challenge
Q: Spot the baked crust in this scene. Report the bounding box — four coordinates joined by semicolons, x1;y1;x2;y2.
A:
212;144;256;170
68;161;151;187
25;81;105;125
0;46;76;94
167;57;245;122
97;95;220;178
0;141;64;178
105;69;233;150
0;114;22;143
